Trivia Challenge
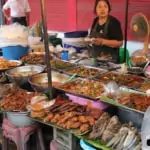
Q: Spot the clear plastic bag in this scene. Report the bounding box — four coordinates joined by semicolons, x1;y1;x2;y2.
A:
141;106;150;150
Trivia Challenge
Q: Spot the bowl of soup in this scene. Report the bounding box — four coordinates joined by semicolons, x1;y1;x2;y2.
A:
5;65;45;85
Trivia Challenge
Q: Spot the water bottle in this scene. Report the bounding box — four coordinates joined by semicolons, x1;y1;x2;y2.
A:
61;50;68;61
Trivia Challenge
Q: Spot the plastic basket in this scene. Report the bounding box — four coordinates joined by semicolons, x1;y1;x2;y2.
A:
80;140;96;150
50;140;70;150
53;127;76;150
2;45;29;60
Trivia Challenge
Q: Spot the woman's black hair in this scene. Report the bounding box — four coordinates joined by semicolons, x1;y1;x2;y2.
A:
94;0;111;14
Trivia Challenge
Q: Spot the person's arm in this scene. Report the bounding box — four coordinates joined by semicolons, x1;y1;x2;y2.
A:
93;38;123;48
25;0;31;26
2;1;11;21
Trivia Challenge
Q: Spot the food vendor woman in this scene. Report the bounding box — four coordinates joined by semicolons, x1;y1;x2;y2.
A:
89;0;123;63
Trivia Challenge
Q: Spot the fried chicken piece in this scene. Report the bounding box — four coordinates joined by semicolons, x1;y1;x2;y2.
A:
59;112;77;124
43;113;54;122
86;116;95;126
69;122;81;129
78;116;88;123
65;121;75;129
70;116;78;122
79;124;90;134
51;114;61;123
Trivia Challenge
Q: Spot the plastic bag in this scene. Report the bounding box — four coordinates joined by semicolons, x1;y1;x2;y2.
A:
0;23;28;47
141;106;150;150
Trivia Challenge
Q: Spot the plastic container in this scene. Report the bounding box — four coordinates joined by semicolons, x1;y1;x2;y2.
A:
80;140;96;150
64;31;88;38
141;106;150;150
62;38;86;53
2;45;29;60
61;50;69;61
66;94;108;110
6;112;35;127
50;140;69;150
53;127;76;150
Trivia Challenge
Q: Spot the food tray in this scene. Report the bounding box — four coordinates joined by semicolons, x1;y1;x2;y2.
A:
50;59;76;71
0;60;22;72
55;78;105;101
21;53;47;65
94;71;146;89
63;65;107;78
139;80;150;92
32;117;111;150
100;89;147;114
28;71;71;93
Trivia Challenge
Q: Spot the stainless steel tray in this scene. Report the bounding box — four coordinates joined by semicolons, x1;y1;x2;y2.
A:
55;78;105;101
63;65;107;78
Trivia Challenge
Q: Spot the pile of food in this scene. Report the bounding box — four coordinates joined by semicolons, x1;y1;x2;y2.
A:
50;59;75;70
11;71;39;77
130;56;147;66
0;58;20;70
0;89;41;111
117;93;150;112
139;81;150;92
59;79;104;98
89;112;141;149
31;96;103;134
21;53;46;64
66;66;106;78
0;84;19;99
98;72;144;88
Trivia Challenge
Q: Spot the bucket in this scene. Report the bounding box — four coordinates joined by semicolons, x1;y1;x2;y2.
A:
2;45;29;60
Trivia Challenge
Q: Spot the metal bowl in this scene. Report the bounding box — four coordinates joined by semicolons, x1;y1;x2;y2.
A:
144;71;150;79
7;111;35;127
29;71;70;93
127;67;143;75
5;65;44;85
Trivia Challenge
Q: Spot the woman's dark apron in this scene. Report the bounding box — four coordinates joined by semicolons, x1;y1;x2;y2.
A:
89;17;119;63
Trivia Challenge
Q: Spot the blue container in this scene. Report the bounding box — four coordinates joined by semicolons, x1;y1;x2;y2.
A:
64;31;88;38
2;46;29;60
63;44;85;53
61;50;69;61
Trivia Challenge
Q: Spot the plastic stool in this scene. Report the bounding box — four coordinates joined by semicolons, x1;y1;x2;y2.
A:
2;118;21;150
2;119;45;150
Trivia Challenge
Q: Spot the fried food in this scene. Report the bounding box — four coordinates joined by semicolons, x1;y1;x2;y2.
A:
0;58;20;70
117;93;150;112
66;66;104;78
78;124;90;134
21;53;46;64
0;90;41;111
43;113;54;122
60;79;104;98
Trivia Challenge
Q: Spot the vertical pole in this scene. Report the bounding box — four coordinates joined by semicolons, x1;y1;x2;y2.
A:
0;0;5;25
40;0;53;99
124;0;129;62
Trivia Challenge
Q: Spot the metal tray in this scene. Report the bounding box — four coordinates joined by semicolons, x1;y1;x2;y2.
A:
94;71;147;89
28;71;71;93
55;78;105;101
101;88;147;115
63;65;107;78
50;58;77;72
